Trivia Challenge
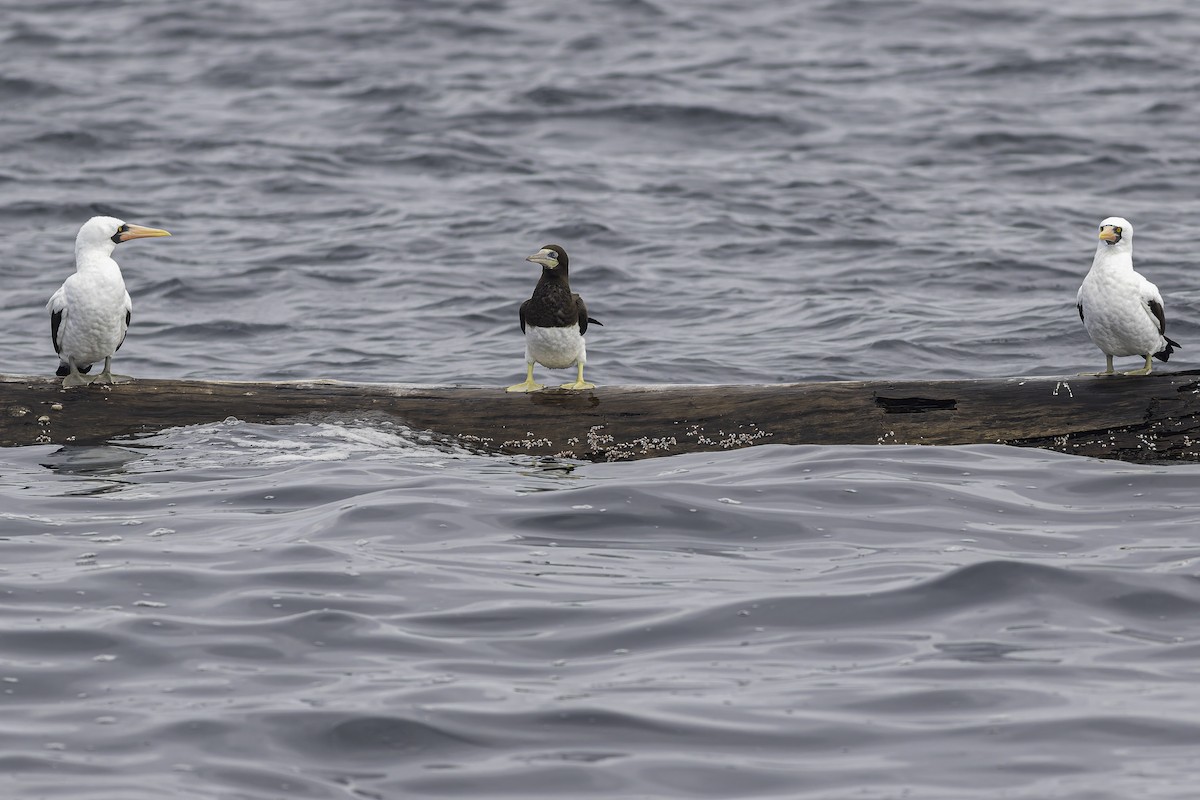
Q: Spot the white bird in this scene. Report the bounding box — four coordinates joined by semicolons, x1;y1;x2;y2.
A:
1076;216;1179;376
46;216;171;388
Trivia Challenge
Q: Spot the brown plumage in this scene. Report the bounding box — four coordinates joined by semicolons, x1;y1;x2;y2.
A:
518;244;600;334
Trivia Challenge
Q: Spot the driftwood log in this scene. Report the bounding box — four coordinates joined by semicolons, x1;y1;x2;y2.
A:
3;371;1200;463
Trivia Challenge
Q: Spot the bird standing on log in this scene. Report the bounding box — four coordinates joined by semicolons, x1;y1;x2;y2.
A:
1076;216;1179;376
47;215;171;388
506;244;602;392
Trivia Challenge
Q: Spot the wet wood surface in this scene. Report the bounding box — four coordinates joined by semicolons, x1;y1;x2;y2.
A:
3;371;1200;463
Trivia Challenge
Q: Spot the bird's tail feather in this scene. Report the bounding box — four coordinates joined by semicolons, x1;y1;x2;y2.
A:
55;363;92;377
1154;336;1181;362
588;317;603;326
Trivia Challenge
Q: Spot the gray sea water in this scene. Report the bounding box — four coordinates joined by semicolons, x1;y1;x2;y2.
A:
3;0;1200;797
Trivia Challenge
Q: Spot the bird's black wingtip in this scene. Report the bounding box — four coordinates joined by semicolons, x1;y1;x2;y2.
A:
588;317;603;326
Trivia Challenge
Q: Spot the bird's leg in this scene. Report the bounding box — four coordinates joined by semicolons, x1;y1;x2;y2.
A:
1123;355;1153;376
1080;354;1115;377
60;358;90;389
92;357;132;385
559;362;596;391
506;362;544;393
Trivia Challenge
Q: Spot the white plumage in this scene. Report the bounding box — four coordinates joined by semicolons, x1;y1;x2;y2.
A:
1076;216;1178;376
47;216;170;388
525;324;587;370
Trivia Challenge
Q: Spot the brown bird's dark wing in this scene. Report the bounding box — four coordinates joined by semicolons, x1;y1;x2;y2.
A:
574;294;602;335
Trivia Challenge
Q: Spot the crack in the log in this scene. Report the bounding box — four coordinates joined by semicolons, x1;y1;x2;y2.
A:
527;392;602;409
1008;415;1200;464
1144;397;1161;425
874;396;958;414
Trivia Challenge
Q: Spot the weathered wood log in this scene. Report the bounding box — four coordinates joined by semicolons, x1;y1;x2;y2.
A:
3;371;1200;463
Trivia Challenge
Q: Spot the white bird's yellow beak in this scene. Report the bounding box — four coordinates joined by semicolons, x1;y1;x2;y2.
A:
118;224;171;242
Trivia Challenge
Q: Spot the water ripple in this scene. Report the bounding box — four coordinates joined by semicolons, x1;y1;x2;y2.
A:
4;0;1200;797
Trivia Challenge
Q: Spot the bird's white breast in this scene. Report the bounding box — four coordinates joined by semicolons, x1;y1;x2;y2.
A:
58;270;129;365
1079;268;1162;357
525;325;585;369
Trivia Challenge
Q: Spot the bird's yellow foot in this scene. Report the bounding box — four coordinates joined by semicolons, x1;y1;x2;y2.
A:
60;372;89;389
1080;356;1116;377
93;372;132;385
1122;356;1153;376
558;364;594;391
506;363;543;392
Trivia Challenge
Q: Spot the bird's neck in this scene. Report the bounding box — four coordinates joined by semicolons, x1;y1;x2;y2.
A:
75;248;122;276
1091;246;1132;272
536;267;569;288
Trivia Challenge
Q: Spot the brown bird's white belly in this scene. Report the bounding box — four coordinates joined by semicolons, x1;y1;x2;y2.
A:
525;325;585;370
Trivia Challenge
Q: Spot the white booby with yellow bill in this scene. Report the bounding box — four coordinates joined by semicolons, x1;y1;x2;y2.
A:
1077;216;1180;376
47;215;171;388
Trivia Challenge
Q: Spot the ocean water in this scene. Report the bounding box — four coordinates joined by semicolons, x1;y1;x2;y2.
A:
2;0;1200;797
